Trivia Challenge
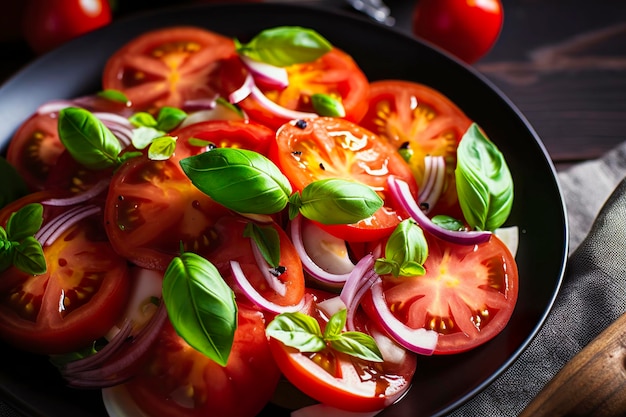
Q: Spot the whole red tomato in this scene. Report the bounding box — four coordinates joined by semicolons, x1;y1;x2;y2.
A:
411;0;503;64
22;0;112;54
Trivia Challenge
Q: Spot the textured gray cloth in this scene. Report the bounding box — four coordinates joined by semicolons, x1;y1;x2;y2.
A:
448;140;626;416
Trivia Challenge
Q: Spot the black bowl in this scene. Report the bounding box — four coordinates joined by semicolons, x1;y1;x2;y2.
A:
0;3;567;417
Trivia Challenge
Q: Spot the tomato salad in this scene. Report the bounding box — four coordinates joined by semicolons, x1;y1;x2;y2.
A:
0;25;518;416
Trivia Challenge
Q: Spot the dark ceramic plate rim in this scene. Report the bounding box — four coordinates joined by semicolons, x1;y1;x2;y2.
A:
0;3;568;417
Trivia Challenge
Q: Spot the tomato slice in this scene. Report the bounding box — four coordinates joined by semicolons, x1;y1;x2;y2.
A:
124;304;281;417
6;111;64;191
220;48;370;130
207;216;305;308
372;233;518;354
359;80;473;216
0;193;130;355
102;26;236;112
272;117;417;242
269;294;417;412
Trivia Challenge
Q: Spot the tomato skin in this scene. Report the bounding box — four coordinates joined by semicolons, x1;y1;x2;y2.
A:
22;0;112;54
102;26;236;112
220;48;370;130
272;117;417;242
0;193;130;355
366;233;518;355
124;304;280;417
411;0;503;64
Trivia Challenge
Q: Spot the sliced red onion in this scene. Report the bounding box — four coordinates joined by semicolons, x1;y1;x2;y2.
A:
292;403;384;417
182;96;218;112
94;112;134;148
240;55;289;89
229;73;318;121
290;215;353;287
369;279;438;356
418;155;446;214
230;260;305;314
339;254;379;331
388;176;492;245
41;179;109;206
36;100;74;115
62;301;168;388
35;204;101;247
250;238;287;297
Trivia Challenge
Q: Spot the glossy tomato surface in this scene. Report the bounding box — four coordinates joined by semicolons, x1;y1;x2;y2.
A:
411;0;504;64
0;192;130;355
22;0;112;54
102;26;236;112
124;304;281;417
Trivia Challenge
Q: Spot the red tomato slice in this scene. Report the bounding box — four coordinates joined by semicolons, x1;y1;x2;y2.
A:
124;304;280;417
359;80;473;217
220;48;370;130
272;117;417;242
0;193;130;355
268;295;417;412
372;233;518;354
102;26;236;112
207;216;305;308
6;111;64;191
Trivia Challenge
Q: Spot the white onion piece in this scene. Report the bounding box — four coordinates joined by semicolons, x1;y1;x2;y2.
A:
229;73;256;104
388;176;491;245
230;260;305;314
292;403;383;417
103;384;151;417
179;106;245;128
250;238;287;297
418;155;446;214
290;215;353;287
316;296;347;321
369;279;438;355
494;225;520;257
240;55;289;89
41;179;109;206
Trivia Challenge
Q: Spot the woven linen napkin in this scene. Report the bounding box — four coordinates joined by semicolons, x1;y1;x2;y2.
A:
448;140;626;416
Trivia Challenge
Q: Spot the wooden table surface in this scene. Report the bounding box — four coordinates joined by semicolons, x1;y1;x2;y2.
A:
1;0;625;172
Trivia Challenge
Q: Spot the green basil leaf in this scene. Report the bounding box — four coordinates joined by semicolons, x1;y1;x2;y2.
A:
296;178;383;225
129;112;158;128
162;252;237;367
156;107;187;132
243;223;281;268
0;157;28;209
323;308;347;339
180;148;292;215
6;203;43;241
13;236;46;275
455;124;514;231
266;311;326;352
374;218;427;278
311;93;345;117
148;136;177;161
431;214;465;231
0;242;14;273
328;331;383;362
236;26;332;67
132;126;164;150
97;89;130;105
58;107;122;170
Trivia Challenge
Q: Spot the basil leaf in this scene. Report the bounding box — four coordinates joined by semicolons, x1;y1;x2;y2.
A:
0;241;14;273
97;89;130;105
236;26;332;67
6;203;43;241
432;214;465;231
148;136;177;161
13;236;47;275
180;148;292;215
328;331;383;362
266;311;326;352
58;107;122;170
311;93;345;117
129;112;158;128
243;223;281;268
0;157;28;209
162;252;237;367
132;126;164;150
374;218;427;278
295;178;383;225
323;308;346;339
455;124;514;231
156;107;187;132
